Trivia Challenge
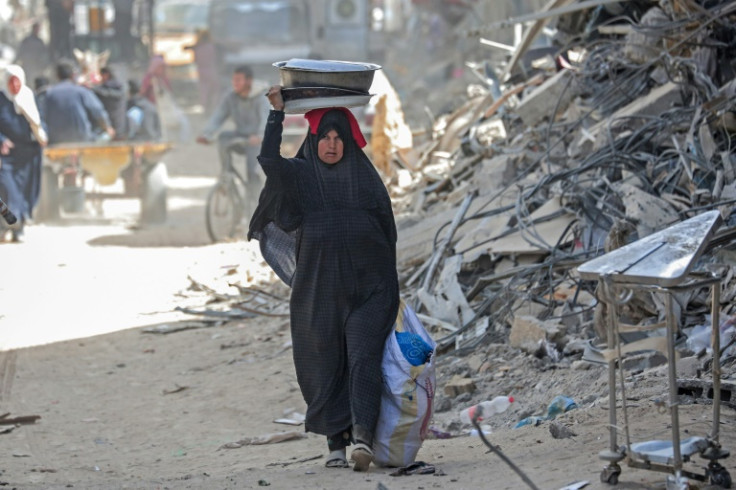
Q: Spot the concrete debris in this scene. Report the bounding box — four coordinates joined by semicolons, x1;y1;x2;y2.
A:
373;0;736;380
444;375;477;397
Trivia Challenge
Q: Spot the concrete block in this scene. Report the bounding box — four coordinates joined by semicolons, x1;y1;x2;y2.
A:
676;355;702;379
590;82;682;151
511;315;567;352
444;375;477;397
509;315;546;354
516;69;580;126
621;351;667;371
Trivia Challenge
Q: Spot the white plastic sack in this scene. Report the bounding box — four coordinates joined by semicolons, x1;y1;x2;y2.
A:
373;300;436;467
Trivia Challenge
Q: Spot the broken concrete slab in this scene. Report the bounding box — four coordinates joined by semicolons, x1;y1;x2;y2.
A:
515;69;580;127
444;375;477;397
585;82;683;151
617;183;679;237
509;315;566;354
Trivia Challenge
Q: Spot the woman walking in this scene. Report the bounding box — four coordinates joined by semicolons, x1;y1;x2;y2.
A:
249;87;399;471
0;64;47;242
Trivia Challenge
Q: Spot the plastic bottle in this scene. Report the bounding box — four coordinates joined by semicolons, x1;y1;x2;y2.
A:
459;396;514;424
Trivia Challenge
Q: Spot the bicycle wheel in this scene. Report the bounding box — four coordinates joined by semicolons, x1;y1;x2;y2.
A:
205;178;245;242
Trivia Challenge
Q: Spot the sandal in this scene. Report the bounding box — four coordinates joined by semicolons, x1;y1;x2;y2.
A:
325;457;350;468
350;443;373;472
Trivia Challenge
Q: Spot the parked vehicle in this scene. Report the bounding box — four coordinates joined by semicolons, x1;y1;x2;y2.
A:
152;0;210;94
208;0;384;84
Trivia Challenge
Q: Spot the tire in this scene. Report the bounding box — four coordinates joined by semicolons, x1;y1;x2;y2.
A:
710;465;732;488
140;161;168;225
35;165;60;222
205;178;244;243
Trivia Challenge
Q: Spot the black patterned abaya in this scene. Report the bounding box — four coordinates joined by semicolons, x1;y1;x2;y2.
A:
249;109;399;448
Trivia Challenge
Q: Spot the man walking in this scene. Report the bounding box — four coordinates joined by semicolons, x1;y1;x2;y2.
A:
14;23;49;86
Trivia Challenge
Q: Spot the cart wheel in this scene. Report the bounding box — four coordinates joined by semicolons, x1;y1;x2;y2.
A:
709;463;732;488
600;464;621;485
36;165;60;221
140;161;167;225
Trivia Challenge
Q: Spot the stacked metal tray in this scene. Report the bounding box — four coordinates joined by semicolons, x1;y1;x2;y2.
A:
273;59;380;114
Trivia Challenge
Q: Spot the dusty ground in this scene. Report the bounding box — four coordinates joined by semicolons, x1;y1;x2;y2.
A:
1;120;735;490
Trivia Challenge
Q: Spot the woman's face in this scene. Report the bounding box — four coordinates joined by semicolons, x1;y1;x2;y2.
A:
7;76;21;96
317;129;344;165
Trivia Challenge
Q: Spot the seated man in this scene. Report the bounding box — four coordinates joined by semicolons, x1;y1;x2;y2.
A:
44;60;114;145
92;66;127;140
126;80;161;141
196;65;269;206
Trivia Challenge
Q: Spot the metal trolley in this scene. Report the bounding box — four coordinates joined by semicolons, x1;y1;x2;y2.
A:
578;210;732;489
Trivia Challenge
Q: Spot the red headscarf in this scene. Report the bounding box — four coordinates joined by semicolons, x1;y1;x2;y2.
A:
304;107;367;148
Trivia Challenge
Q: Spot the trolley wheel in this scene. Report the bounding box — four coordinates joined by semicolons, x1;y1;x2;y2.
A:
600;464;621;485
709;463;732;488
205;178;244;243
36;165;60;221
140;161;168;225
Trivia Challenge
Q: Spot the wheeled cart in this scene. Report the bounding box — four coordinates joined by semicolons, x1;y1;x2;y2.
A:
578;210;732;489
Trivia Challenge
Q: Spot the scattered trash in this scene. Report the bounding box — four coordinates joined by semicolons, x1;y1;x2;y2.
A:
218;431;307;450
273;418;303;426
142;320;223;335
162;384;188;395
549;421;576;440
266;454;322;467
515;396;577;429
685;315;736;360
0;413;41;425
546;396;577;418
459;395;514;424
389;461;436;476
175;306;256;319
427;426;453;439
557;481;589;490
469;426;493;437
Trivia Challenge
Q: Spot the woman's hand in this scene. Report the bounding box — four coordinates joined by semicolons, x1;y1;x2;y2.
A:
266;85;285;111
1;138;14;155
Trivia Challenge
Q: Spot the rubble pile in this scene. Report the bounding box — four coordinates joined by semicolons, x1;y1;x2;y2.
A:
382;0;736;370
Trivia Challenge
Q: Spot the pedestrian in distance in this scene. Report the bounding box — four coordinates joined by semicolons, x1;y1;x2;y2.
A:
248;86;400;472
140;54;190;142
184;29;220;115
14;22;50;87
0;65;47;242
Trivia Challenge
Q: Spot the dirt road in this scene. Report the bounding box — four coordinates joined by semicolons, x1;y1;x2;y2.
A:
1;134;735;490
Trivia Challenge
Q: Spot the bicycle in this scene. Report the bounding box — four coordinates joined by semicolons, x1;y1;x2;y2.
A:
205;155;251;243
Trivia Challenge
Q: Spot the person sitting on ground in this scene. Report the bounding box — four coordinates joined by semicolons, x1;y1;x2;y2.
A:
44;60;114;144
196;65;269;210
91;66;126;140
126;80;161;141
